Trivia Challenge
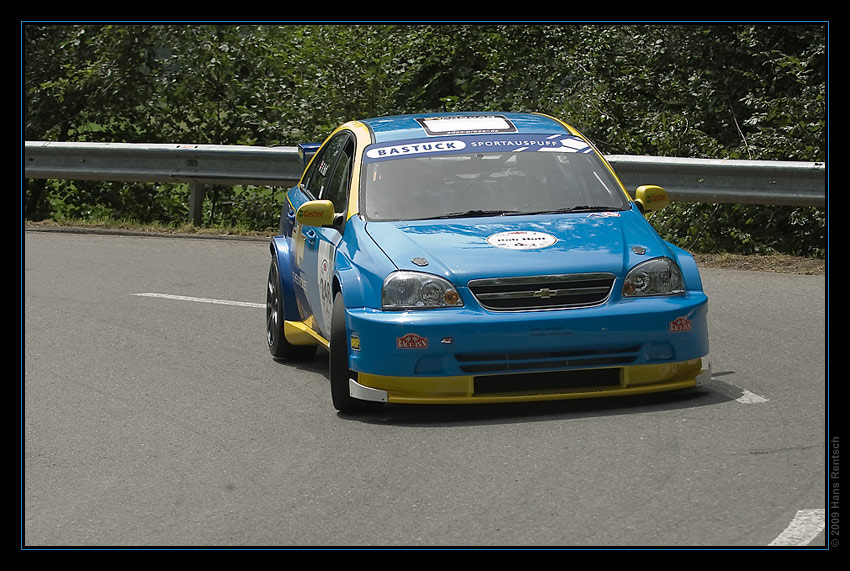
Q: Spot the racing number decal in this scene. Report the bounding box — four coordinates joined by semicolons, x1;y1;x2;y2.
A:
318;240;335;337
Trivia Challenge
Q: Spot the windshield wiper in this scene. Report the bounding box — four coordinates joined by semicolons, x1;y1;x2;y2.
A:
416;206;622;220
422;209;520;220
524;206;624;215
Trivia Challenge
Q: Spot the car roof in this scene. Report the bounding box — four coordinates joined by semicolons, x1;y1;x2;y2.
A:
359;112;573;144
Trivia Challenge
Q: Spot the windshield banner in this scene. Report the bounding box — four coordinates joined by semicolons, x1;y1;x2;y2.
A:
363;134;592;163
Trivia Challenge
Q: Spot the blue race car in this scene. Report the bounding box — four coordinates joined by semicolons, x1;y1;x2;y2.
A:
267;112;710;412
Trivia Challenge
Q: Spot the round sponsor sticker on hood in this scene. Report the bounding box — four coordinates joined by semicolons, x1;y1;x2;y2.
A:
486;231;557;250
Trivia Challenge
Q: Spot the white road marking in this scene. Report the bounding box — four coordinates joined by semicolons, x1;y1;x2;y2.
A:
768;509;825;546
736;389;770;404
134;292;264;309
712;379;770;404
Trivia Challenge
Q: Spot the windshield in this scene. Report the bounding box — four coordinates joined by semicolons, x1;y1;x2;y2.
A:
361;135;629;221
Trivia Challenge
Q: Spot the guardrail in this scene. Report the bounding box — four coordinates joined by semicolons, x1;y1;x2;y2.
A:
24;141;826;225
607;155;825;209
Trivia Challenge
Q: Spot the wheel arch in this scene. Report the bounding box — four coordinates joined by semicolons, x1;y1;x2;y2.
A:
667;242;704;292
331;246;374;309
269;236;302;322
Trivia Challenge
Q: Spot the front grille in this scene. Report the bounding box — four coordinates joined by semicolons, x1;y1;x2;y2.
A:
474;368;622;395
455;345;640;374
468;273;615;311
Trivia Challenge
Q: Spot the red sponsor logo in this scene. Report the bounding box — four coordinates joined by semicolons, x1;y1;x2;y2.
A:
396;333;428;349
669;317;692;332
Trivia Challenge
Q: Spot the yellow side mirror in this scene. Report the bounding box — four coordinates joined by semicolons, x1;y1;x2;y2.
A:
633;185;670;213
296;200;335;227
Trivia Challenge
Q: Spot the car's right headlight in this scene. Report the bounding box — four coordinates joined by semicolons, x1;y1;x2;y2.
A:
622;257;685;297
382;271;463;310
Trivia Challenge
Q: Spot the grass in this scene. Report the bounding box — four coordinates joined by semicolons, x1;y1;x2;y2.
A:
24;216;274;239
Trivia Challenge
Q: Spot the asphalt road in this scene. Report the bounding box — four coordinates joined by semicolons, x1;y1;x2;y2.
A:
22;230;828;548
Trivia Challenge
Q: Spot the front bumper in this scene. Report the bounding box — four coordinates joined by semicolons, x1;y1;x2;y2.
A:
351;360;711;404
345;293;709;404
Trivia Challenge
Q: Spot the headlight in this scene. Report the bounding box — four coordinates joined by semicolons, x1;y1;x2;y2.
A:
382;271;463;310
622;257;685;297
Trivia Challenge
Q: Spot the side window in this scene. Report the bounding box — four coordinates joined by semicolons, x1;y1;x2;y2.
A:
322;138;354;214
302;133;349;199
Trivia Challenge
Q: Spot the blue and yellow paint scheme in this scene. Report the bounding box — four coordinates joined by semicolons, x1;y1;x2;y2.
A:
267;112;709;412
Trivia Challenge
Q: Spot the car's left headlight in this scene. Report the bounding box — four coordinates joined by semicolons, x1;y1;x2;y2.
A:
382;271;463;310
622;257;685;297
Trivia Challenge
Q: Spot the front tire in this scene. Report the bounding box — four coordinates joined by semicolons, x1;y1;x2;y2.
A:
330;291;381;413
266;257;316;360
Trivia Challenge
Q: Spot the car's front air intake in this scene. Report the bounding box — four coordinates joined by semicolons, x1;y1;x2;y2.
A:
468;273;615;311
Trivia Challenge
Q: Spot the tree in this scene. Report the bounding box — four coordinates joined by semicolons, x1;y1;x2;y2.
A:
23;23;826;254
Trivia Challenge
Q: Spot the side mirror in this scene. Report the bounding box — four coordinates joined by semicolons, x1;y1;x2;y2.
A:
633;185;670;213
296;200;335;227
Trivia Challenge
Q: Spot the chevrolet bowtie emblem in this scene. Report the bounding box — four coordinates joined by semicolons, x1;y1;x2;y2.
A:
533;288;556;299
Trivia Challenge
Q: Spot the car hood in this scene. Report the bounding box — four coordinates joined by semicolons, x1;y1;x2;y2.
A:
364;209;671;282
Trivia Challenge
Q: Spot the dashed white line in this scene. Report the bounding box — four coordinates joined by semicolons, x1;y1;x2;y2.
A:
768;509;825;546
134;292;264;309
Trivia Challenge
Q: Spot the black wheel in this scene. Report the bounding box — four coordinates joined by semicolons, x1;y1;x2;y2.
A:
330;291;382;413
266;257;317;360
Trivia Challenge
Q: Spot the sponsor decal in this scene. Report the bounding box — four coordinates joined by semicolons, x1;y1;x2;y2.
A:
669;317;692;332
298;209;325;218
416;115;517;136
468;134;592;153
366;140;466;159
486;231;557;250
350;334;360;351
469;138;562;150
318;241;335;337
364;134;595;162
397;333;428;349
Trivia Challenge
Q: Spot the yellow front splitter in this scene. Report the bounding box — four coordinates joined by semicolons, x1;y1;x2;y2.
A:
351;360;710;405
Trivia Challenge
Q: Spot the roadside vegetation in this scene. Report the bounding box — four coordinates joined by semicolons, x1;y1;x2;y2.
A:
24;24;826;258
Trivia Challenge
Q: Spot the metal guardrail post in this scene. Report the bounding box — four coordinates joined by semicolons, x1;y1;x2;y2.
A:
189;182;204;226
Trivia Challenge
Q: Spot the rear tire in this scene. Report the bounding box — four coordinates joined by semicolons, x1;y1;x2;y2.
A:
266;257;317;361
